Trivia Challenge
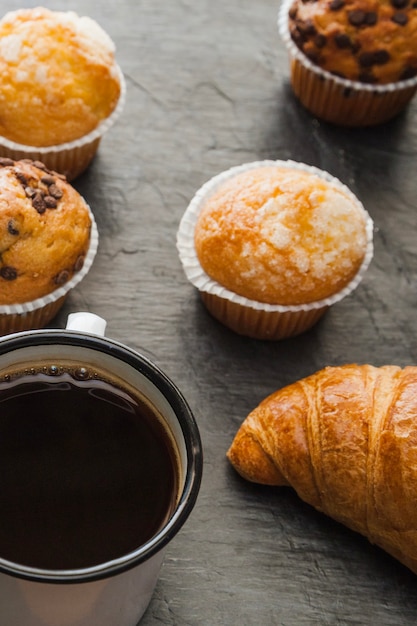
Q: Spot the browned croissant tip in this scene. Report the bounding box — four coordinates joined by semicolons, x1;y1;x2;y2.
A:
227;428;288;486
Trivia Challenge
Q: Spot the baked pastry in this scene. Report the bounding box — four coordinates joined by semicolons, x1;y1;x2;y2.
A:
194;164;368;306
0;7;125;179
0;158;98;333
227;363;417;575
0;7;121;146
289;0;417;84
279;0;417;126
177;160;373;340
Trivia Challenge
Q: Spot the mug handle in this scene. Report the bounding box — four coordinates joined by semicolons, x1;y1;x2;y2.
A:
65;312;107;337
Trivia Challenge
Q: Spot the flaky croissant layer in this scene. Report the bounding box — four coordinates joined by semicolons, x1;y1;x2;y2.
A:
227;364;417;574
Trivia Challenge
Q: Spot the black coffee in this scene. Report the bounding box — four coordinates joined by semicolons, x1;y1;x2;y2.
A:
0;362;180;570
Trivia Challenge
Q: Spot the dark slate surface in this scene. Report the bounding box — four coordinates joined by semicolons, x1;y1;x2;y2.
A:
5;0;417;624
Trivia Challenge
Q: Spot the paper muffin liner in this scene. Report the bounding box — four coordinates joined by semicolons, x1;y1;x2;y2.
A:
177;160;374;340
0;204;99;335
278;0;417;126
0;64;126;181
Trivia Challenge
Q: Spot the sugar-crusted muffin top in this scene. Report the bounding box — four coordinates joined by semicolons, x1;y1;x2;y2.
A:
0;158;92;305
0;7;121;146
194;166;368;305
288;0;417;84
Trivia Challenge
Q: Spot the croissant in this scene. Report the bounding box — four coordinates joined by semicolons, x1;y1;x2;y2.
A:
227;364;417;574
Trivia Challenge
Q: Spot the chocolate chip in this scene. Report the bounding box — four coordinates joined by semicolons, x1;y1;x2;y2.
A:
48;184;63;199
297;18;317;36
359;50;389;67
41;175;55;186
365;11;377;25
7;220;19;235
0;266;17;281
347;7;376;25
0;158;14;167
335;33;351;48
391;0;408;7
348;10;366;25
54;270;70;285
44;196;57;209
32;161;47;171
330;0;345;9
358;52;374;67
314;33;327;47
32;192;46;214
15;171;28;186
373;49;390;64
291;28;305;47
391;11;408;24
74;255;85;272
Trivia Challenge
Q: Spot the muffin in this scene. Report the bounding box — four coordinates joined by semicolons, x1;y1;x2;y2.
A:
0;7;125;179
279;0;417;126
177;160;373;340
0;158;98;334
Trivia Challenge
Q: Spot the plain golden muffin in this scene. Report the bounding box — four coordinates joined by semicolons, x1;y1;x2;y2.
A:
0;158;92;305
288;0;417;84
194;166;368;306
0;7;121;147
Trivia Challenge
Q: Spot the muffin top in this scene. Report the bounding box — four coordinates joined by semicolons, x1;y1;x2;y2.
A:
288;0;417;84
194;166;369;306
0;158;92;305
0;7;121;146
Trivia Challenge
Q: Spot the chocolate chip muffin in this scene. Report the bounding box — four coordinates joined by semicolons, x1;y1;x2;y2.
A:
278;0;417;125
288;0;417;84
0;158;93;305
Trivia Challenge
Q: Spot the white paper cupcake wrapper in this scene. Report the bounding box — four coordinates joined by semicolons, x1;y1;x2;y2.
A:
177;159;374;314
0;64;126;161
0;202;99;317
277;0;417;94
